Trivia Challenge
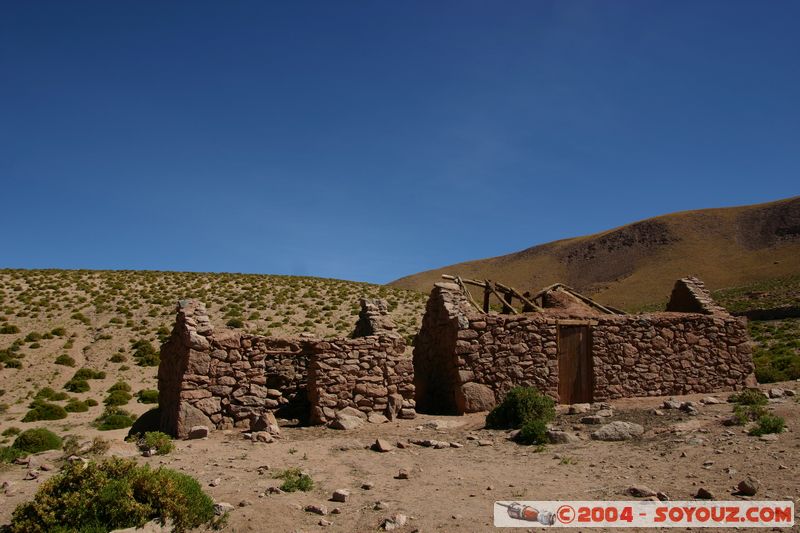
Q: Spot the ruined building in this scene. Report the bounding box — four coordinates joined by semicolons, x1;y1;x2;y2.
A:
158;277;755;437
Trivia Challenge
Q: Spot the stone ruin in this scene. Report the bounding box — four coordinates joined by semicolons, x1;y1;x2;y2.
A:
413;276;756;414
158;298;415;438
158;276;756;437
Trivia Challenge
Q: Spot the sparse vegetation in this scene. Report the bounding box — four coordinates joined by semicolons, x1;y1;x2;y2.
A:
137;389;159;404
7;458;216;533
486;387;556;431
749;414;786;436
12;428;62;454
136;431;174;455
22;400;68;422
273;467;314;492
93;406;136;430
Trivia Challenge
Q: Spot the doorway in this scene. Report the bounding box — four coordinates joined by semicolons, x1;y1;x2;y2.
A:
558;325;593;404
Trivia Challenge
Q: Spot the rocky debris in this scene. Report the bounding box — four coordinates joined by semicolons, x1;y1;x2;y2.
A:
251;412;281;437
319;519;332;527
24;471;39;480
581;415;603;424
737;477;759;496
450;442;464;448
663;399;682;410
596;409;613;417
251;431;274;443
700;396;723;405
409;438;449;448
591;421;644;441
568;403;592;414
328;414;364;431
784;389;796;397
111;520;172;533
331;489;350;503
651;409;665;416
362;482;375;490
373;501;389;510
187;425;209;439
238;500;252;507
657;491;670;501
39;462;55;472
759;434;778;442
2;481;14;496
265;487;283;495
546;430;579;444
628;486;657;497
368;413;389;424
680;402;699;415
331;508;342;514
372;439;394;453
457;382;496;413
695;488;714;500
396;469;409;480
477;439;493;446
768;388;785;399
213;502;234;515
381;513;408;531
209;478;221;487
305;504;328;516
399;408;417;419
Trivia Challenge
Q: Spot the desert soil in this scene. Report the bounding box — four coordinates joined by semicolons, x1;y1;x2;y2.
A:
2;384;798;533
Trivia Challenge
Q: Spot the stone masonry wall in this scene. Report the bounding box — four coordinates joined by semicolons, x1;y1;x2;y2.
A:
158;299;414;438
413;282;756;412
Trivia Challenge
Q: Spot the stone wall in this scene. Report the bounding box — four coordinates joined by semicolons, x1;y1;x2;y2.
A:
413;281;756;412
158;299;415;438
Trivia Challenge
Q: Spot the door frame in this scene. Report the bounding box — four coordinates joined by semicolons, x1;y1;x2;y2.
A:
556;320;595;404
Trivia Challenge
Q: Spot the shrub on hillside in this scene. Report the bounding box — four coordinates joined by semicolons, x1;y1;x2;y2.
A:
12;428;62;454
729;389;768;406
137;389;159;404
104;389;132;406
136;431;174;455
749;414;786;436
486;387;555;430
22;400;68;422
93;407;136;431
226;317;244;328
273;467;314;492
54;354;76;367
515;419;549;445
7;458;216;533
0;324;20;334
131;340;159;366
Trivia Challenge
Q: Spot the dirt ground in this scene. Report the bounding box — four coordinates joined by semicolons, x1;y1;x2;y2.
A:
2;384;798;533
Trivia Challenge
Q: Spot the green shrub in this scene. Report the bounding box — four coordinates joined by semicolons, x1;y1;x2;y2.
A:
515;419;549;445
7;458;215;533
226;317;244;328
85;398;99;407
273;467;314;492
729;389;768;406
732;404;767;425
104;389;132;406
64;378;89;393
137;389;159;404
65;399;90;413
138;431;174;455
486;387;555;429
4;359;22;369
749;414;786;436
12;428;62;453
74;368;105;380
24;332;42;343
110;353;127;363
35;387;69;401
93;407;136;431
50;327;66;337
22;400;68;422
0;324;20;334
0;446;26;463
2;427;22;437
131;340;159;366
54;354;76;367
108;381;132;393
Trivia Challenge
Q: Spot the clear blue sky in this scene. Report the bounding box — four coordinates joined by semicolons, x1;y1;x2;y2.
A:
2;1;798;284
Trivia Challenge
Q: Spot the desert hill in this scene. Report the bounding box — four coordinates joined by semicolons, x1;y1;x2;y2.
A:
391;196;800;310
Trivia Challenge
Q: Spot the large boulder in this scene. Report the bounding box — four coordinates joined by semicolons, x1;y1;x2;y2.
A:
328;414;364;431
591;421;644;441
456;383;496;413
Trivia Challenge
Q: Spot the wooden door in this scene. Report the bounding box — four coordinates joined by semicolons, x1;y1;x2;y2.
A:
558;325;593;404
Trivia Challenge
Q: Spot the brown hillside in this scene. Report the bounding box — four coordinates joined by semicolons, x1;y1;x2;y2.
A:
390;196;800;310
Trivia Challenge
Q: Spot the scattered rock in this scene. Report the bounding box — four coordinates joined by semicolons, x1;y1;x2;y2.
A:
651;409;665;416
331;489;350;503
319;519;332;527
457;382;497;413
628;485;657;497
213;502;234;515
396;469;409;480
680;402;699;415
663;399;682;410
265;486;283;495
361;482;375;490
381;513;408;531
547;430;579;444
238;500;251;507
768;388;785;399
784;389;795;397
398;408;416;419
24;471;39;480
2;481;14;495
251;411;281;437
737;477;759;496
596;409;613;418
331;507;342;514
373;501;389;511
39;463;55;472
368;413;389;424
450;442;464;448
581;415;603;425
477;439;493;446
695;488;714;500
568;403;591;414
657;491;670;501
305;504;328;516
328;414;365;431
759;434;778;442
252;431;274;443
701;396;723;405
372;439;394;453
187;425;209;439
591;421;644;441
209;478;221;487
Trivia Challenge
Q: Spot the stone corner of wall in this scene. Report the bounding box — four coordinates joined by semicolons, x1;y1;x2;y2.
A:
666;276;730;316
352;297;402;339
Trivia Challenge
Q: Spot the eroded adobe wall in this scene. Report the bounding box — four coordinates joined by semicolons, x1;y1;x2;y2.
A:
158;299;414;438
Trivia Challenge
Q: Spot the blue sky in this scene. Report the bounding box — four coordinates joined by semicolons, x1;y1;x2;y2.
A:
2;1;798;284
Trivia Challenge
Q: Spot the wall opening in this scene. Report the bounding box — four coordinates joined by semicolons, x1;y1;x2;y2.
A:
557;324;594;404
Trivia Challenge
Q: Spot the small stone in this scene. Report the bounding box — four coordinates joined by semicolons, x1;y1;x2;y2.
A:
266;486;283;494
209;478;221;487
373;501;389;510
39;463;55;472
396;469;409;480
477;439;493;446
568;403;591;414
238;500;252;507
591;421;644;441
759;434;778;442
2;481;14;495
213;502;234;515
547;430;579;444
596;409;613;417
362;481;375;490
372;439;394;452
187;425;209;439
784;389;795;397
319;519;332;526
737;477;759;496
657;491;670;501
768;388;785;399
701;397;722;405
252;431;274;443
331;489;350;503
663;399;682;410
305;504;328;516
628;485;657;497
652;409;665;416
368;413;389;424
328;414;365;431
381;513;408;531
695;487;714;500
581;415;603;425
450;442;463;448
331;507;342;514
433;441;448;449
24;471;40;480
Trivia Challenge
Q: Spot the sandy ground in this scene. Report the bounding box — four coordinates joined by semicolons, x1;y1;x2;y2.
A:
2;384;798;533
